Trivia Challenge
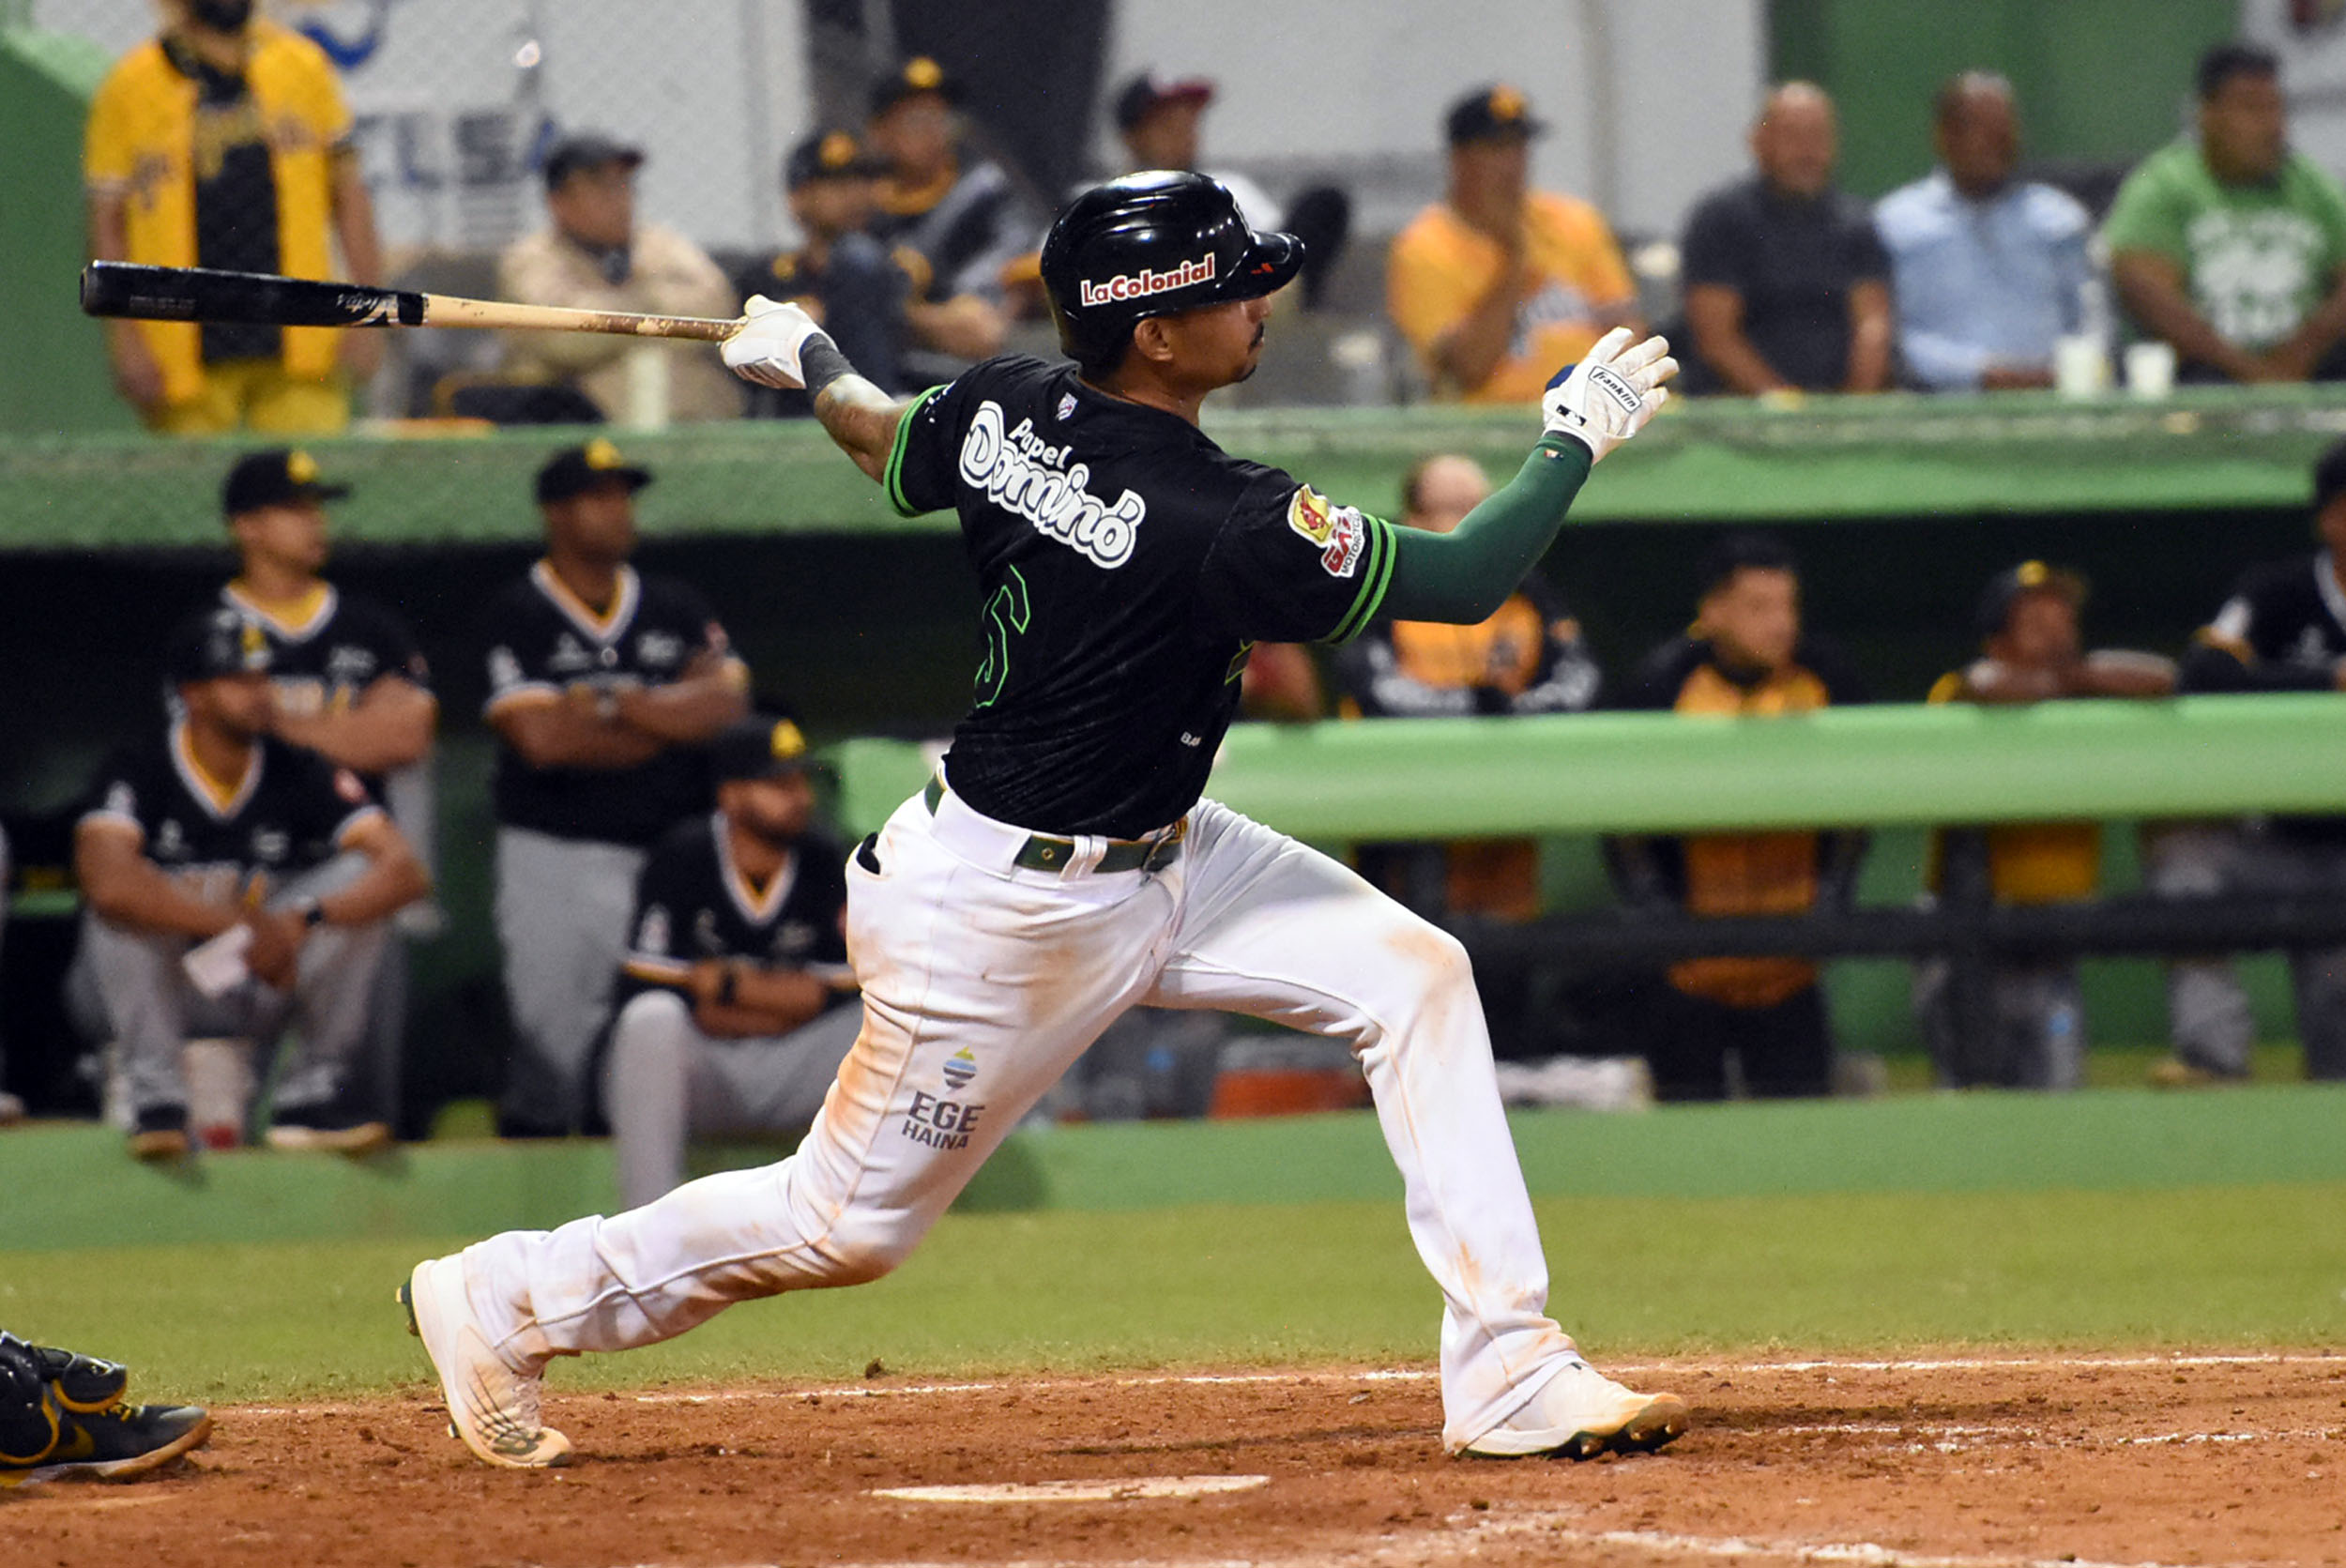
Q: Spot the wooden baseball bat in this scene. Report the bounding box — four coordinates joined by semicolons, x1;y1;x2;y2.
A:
80;262;742;343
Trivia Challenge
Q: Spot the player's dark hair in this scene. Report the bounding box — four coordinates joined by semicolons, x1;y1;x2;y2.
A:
1932;69;2013;128
2197;42;2278;101
1696;532;1798;600
1074;328;1135;383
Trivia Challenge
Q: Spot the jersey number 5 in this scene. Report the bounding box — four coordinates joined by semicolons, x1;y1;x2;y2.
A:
974;566;1030;709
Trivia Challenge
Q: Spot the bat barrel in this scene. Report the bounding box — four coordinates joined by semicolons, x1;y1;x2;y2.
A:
79;262;424;327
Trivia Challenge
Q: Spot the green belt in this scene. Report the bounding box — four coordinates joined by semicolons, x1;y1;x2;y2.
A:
923;775;1185;875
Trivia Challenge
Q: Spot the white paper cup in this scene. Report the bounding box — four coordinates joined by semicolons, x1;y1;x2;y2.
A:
2125;340;2177;399
2053;334;2107;397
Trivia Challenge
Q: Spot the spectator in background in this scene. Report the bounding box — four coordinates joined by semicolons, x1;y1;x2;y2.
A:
84;0;383;434
1915;563;2175;1089
496;134;742;424
604;716;861;1209
66;608;426;1161
864;57;1022;364
2153;437;2346;1085
482;443;750;1137
735;130;914;416
1611;534;1867;1101
1112;73;1281;230
1877;72;2095;391
2105;43;2346;385
215;449;437;1128
1678;84;1893;397
1388;85;1643;403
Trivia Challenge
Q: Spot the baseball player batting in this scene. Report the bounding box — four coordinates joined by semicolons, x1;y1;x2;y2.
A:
401;171;1682;1466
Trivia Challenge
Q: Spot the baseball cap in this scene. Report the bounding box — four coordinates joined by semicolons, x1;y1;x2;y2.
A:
222;448;349;516
535;438;652;505
1445;83;1546;146
1975;560;2087;639
785;129;886;190
871;55;960;116
712;715;813;782
166;607;273;684
542;131;644;191
1112;71;1215;133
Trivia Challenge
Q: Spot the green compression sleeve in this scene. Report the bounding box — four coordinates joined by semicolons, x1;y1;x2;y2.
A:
1380;435;1594;624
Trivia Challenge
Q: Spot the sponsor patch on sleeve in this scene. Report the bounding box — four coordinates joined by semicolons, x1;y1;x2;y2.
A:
1286;486;1367;579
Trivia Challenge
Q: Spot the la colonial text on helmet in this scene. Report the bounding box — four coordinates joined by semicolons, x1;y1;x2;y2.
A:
1079;252;1218;309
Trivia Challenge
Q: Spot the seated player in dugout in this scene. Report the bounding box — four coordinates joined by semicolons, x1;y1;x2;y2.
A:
1610;533;1868;1101
67;608;428;1161
2150;434;2346;1086
401;172;1691;1471
602;715;862;1211
1916;563;2174;1091
1388;85;1644;403
481;442;751;1138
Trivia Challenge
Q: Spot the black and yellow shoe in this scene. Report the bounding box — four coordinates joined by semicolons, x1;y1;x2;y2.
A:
0;1333;210;1488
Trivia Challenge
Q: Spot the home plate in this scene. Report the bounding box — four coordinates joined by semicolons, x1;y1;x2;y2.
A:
871;1474;1271;1503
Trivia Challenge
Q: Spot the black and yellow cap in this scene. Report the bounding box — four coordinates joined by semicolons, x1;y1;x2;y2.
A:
1445;83;1546;145
222;448;350;516
713;715;812;782
785;128;886;189
166;606;273;683
1976;559;2087;638
534;438;653;504
872;54;960;115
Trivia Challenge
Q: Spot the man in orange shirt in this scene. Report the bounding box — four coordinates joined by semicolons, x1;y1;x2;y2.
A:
1388;85;1643;403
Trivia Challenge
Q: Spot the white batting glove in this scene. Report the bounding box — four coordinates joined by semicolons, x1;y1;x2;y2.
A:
722;295;824;389
1540;327;1678;463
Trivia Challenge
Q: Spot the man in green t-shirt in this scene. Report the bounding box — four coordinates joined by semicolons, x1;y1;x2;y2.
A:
2105;42;2346;383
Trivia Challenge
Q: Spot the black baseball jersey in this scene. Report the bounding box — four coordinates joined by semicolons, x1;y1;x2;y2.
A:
482;562;733;847
223;582;432;738
2181;553;2346;693
2181;551;2346;840
616;814;853;1009
79;721;382;891
886;354;1398;837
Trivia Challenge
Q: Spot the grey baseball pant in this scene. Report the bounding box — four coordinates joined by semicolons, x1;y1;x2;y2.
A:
66;873;388;1121
2149;824;2346;1080
494;826;646;1132
602;990;865;1209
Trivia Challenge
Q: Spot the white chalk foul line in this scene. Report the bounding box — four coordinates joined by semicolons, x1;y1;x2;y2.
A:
871;1474;1270;1503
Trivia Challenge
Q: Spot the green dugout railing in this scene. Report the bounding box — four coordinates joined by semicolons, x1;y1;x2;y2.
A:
8;383;2346;549
825;693;2346;843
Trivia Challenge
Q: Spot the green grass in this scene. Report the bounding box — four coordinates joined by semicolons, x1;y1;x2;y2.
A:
4;1181;2340;1408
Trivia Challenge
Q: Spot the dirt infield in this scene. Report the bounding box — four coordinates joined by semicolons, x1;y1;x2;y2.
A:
6;1351;2340;1567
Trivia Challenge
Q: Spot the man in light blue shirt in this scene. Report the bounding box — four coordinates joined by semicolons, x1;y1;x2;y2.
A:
1876;73;2095;390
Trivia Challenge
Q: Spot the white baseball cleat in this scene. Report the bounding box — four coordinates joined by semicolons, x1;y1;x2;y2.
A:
1460;1359;1690;1459
399;1255;571;1469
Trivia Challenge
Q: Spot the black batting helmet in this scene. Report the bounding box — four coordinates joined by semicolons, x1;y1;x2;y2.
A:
1039;171;1303;375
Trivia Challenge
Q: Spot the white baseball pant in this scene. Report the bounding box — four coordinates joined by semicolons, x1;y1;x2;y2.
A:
455;779;1584;1451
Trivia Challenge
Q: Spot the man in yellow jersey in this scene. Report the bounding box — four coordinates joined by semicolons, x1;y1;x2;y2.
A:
1916;563;2173;1089
1388;85;1643;403
84;0;382;434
